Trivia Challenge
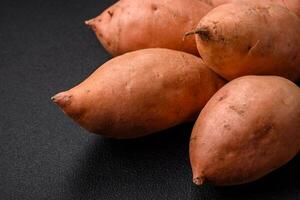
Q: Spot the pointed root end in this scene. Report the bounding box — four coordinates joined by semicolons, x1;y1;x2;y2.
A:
51;92;72;108
193;176;206;186
185;27;211;42
85;19;94;26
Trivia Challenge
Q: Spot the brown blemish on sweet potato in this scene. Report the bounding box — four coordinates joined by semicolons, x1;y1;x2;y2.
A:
108;10;114;17
255;123;274;139
224;124;231;130
229;105;245;116
151;4;158;11
218;94;227;101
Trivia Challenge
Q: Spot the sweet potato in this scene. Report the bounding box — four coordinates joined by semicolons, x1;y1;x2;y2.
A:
52;48;225;139
190;76;300;186
85;0;212;56
190;1;300;82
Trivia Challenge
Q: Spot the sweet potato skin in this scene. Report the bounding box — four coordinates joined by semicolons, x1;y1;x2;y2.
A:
284;0;300;17
190;76;300;186
206;0;300;17
194;2;300;82
198;0;231;7
52;48;225;138
85;0;212;56
246;0;300;17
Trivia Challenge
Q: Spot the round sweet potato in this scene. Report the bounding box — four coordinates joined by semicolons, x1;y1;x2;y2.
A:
85;0;212;56
192;1;300;82
190;76;300;186
52;48;225;138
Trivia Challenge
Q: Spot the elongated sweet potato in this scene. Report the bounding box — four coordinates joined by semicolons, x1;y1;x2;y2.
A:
190;76;300;186
191;1;300;82
52;48;225;138
85;0;212;56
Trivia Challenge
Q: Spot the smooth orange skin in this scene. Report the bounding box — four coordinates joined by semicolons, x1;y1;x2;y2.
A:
190;76;300;186
195;1;300;82
52;48;225;139
85;0;212;56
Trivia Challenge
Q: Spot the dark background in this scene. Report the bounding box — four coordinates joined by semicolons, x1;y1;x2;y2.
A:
1;0;300;199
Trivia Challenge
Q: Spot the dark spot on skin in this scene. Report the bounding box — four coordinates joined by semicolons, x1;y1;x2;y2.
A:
247;45;252;51
217;154;225;161
85;89;90;93
108;10;113;17
259;124;273;135
98;32;103;37
98;19;102;22
229;105;245;116
107;41;111;46
224;124;231;130
218;94;227;101
254;123;274;139
190;136;197;144
151;4;158;11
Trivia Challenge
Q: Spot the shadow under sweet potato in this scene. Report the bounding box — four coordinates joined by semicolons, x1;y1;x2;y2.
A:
67;123;193;200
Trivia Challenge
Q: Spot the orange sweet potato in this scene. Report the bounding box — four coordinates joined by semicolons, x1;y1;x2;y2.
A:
85;0;212;56
191;1;300;82
190;76;300;186
52;48;225;138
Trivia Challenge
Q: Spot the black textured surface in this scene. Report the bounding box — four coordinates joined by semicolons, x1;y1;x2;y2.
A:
1;0;300;199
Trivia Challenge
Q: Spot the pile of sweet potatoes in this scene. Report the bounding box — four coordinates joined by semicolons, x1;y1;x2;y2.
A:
52;0;300;186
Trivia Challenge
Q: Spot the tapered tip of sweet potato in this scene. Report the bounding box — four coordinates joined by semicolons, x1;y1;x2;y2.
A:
184;27;212;43
193;176;206;186
51;92;72;108
85;19;94;26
